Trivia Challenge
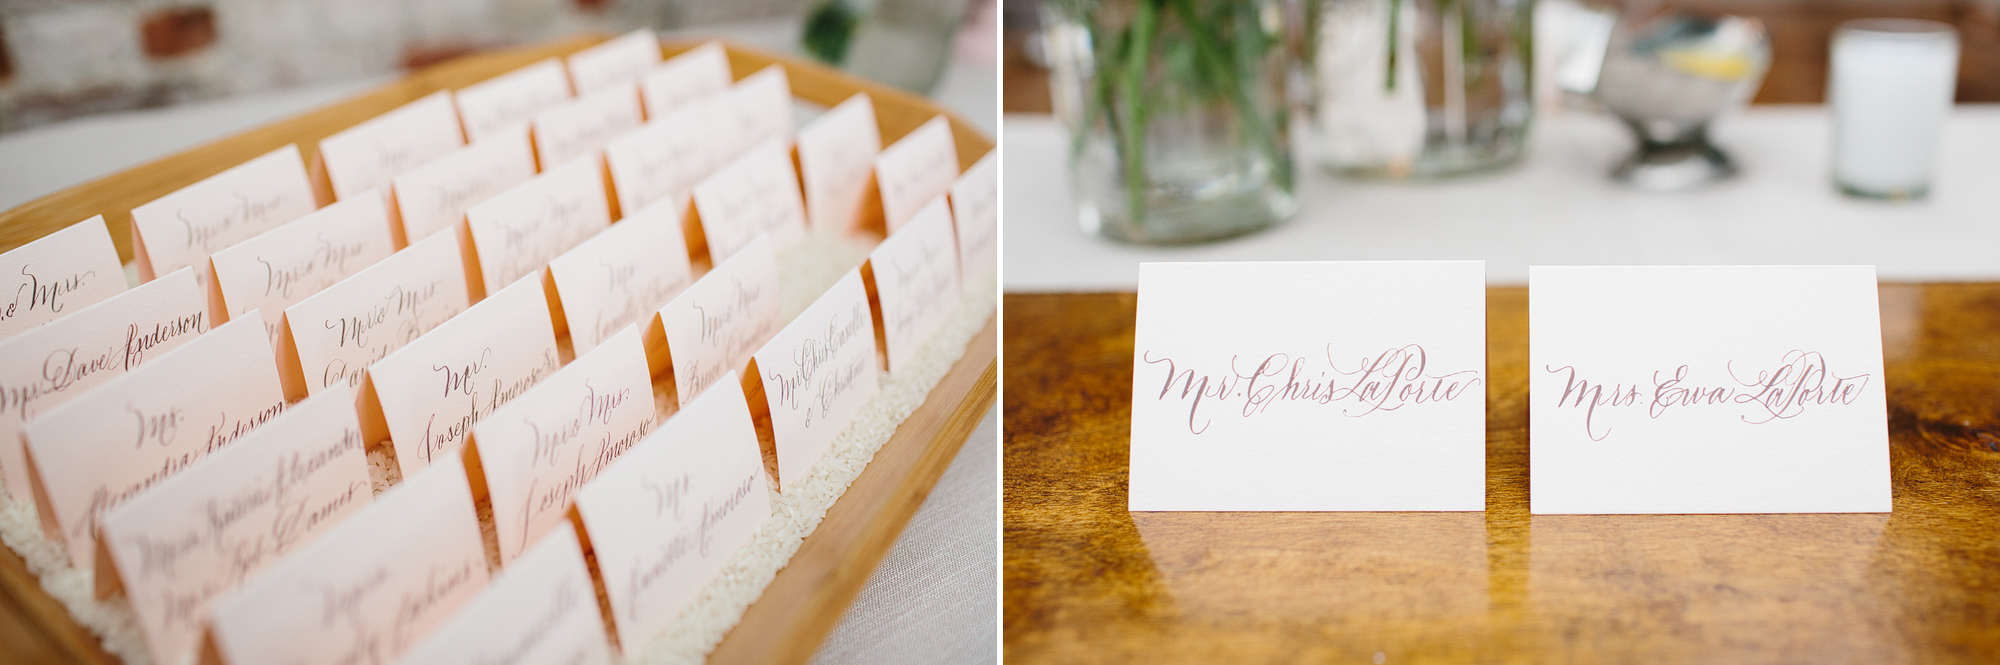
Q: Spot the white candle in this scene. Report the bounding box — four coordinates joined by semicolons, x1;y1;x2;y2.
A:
1829;19;1959;199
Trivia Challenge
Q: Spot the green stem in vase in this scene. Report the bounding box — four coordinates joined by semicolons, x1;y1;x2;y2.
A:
1385;0;1403;91
1118;0;1160;225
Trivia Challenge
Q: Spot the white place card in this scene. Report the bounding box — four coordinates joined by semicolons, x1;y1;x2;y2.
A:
24;314;286;569
546;198;692;355
0;268;207;505
656;235;781;406
604;100;719;217
464;155;613;297
691;138;807;262
710;65;793;160
947;151;997;291
867;197;960;372
0;215;126;341
364;274;561;475
1127;261;1488;512
565;29;662;95
796;93;882;234
574;374;771;651
97;385;371;665
1528;266;1892;514
279;230;471;397
390;125;538;243
131;145;318;292
470;324;655;563
205;460;489;665
390;526;612;665
751;268;879;490
530;82;644;169
455;58;574;142
640;42;732;119
209;188;399;349
319;91;466;201
874;116;959;232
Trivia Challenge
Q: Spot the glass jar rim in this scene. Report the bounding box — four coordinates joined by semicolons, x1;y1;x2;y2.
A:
1836;18;1958;40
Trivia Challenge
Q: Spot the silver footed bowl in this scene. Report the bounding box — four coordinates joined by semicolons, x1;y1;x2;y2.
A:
1595;14;1770;191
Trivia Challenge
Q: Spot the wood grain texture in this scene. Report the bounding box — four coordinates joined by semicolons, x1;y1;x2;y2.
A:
0;34;996;665
1003;289;2000;664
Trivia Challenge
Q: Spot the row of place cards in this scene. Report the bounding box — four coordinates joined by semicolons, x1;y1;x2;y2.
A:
1129;262;1891;515
0;32;998;665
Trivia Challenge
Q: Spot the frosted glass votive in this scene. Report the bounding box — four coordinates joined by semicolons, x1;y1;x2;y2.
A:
1829;19;1959;199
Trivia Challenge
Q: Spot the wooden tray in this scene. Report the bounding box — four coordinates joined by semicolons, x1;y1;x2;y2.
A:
0;34;996;664
1005;290;2000;664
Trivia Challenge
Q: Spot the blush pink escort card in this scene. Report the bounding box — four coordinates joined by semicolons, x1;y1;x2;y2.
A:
205;460;489;665
279;230;471;398
391;125;539;243
130;145;318;293
0;267;208;506
751;268;880;490
573;374;771;652
867;197;960;373
639;41;731;119
209;189;399;348
389;526;612;665
1127;261;1488;512
948;151;997;291
464;155;613;296
530;82;644;168
454;57;574;142
0;215;126;341
691;138;807;262
96;385;371;665
1528;266;1891;514
318;91;466;201
564;29;662;95
470;324;656;563
873;116;960;232
604;100;721;217
545;198;692;355
795;93;882;234
364;274;561;475
711;66;793;160
655;234;781;406
24;314;287;569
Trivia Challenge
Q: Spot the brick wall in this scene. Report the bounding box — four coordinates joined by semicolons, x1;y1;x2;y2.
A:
0;0;810;132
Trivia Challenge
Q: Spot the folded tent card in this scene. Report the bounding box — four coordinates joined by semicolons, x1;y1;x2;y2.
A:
564;28;663;96
389;525;612;665
750;267;881;491
639;41;732;119
545;195;693;356
874;115;960;233
653;234;782;407
130;144;319;298
463;153;614;297
209;188;400;349
205;459;489;665
24;313;287;569
453;57;575;142
363;272;562;476
390;124;539;244
692;138;808;262
866;197;961;373
278;229;472;398
0;267;209;506
574;372;771;653
0;215;126;341
1128;261;1489;512
469;324;657;564
529;81;644;169
96;384;372;665
947;151;998;293
795;92;884;235
1528;266;1892;514
317;90;466;202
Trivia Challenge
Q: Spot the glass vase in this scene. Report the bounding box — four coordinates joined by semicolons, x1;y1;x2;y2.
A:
1307;0;1533;178
1043;0;1299;245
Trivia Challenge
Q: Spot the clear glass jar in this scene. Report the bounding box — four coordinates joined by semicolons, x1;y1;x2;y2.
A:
1043;0;1299;245
1307;0;1532;178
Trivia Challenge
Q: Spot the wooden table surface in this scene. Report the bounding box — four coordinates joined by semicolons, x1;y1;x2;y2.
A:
1002;289;2000;663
